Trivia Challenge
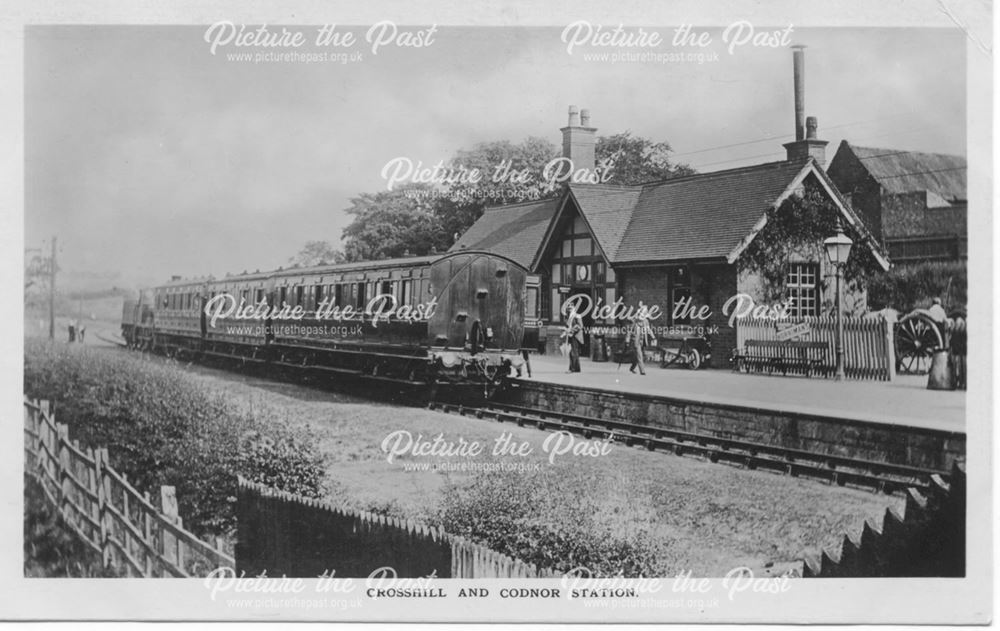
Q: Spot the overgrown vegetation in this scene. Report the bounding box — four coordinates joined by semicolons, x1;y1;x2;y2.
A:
23;339;327;536
739;188;884;303
23;474;119;577
435;469;663;576
867;260;967;312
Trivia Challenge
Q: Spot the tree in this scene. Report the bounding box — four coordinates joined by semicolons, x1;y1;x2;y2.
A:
341;185;449;262
434;137;560;245
339;133;693;259
595;132;694;186
288;241;345;268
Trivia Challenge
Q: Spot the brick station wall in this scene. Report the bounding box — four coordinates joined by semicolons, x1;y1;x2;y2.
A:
500;381;965;471
618;263;738;369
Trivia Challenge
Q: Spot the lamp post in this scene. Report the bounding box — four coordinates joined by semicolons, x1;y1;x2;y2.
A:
824;218;853;381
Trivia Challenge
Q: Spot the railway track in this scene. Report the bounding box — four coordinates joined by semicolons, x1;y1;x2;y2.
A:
428;400;950;495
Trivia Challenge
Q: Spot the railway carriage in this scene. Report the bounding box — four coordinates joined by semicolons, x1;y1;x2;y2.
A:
122;250;530;399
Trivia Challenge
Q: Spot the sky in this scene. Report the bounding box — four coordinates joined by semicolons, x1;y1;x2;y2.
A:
24;25;967;290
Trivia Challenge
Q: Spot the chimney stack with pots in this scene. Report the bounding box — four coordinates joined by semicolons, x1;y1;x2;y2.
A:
783;46;828;165
561;105;597;173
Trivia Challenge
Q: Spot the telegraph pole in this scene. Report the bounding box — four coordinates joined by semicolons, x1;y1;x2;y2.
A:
48;236;56;340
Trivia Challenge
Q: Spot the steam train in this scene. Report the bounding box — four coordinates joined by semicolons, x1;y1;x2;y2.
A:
121;250;530;399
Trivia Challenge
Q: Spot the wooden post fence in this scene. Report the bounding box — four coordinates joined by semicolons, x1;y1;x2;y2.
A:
23;397;234;577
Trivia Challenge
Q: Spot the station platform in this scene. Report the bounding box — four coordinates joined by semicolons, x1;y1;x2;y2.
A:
516;353;965;432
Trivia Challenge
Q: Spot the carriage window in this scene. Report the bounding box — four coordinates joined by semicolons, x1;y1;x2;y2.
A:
333;284;343;306
239;289;248;305
401;280;412;306
279;286;287;306
255;288;264;304
786;263;819;317
295;285;304;308
356;282;366;308
315;285;324;307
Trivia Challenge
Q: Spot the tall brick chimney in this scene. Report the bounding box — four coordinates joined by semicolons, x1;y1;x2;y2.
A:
561;105;597;172
783;46;828;165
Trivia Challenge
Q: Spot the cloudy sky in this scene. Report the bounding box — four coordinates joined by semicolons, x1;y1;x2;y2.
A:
25;25;966;288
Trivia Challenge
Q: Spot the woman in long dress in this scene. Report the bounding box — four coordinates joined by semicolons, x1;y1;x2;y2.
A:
563;312;584;373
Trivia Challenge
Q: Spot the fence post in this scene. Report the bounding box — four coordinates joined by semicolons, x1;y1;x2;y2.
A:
144;492;154;577
56;423;69;511
101;450;115;570
161;485;180;576
93;448;109;567
883;311;896;382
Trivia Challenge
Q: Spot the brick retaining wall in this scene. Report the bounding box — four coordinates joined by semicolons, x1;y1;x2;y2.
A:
499;381;964;470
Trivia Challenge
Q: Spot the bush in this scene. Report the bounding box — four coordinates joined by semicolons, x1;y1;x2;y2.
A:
23;339;326;535
23;474;118;577
435;469;661;577
867;261;967;312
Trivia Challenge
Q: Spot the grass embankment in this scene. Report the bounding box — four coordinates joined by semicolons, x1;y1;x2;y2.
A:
23;339;327;541
148;356;904;577
24;339;903;576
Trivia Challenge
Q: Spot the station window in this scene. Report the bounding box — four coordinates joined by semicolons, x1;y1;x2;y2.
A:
572;237;593;257
561;240;572;259
525;285;539;321
786;263;819;317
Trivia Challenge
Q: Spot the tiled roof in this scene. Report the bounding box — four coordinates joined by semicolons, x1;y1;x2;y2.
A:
612;160;808;264
451;158;883;269
566;184;643;261
847;143;966;201
448;197;560;268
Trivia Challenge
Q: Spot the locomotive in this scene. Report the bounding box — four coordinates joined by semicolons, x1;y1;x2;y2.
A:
121;250;530;399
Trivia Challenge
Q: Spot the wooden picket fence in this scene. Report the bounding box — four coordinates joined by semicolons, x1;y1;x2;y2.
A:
23;397;234;577
237;477;557;578
735;314;896;381
800;460;965;577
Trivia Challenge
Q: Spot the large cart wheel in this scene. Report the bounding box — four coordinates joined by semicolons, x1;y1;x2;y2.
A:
685;348;702;370
895;312;944;374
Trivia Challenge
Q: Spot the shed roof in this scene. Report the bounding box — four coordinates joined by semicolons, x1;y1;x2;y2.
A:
841;142;966;201
448;197;560;268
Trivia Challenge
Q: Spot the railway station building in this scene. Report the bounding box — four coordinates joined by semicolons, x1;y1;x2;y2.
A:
452;55;893;366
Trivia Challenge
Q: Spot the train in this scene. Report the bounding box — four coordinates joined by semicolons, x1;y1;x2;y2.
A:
121;250;531;399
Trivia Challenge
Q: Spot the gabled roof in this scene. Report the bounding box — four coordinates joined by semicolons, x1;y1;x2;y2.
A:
565;184;643;262
454;158;889;271
449;197;560;268
612;160;809;264
837;142;967;201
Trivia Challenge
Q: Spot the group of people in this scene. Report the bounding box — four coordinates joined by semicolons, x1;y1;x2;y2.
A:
67;319;86;343
561;301;652;375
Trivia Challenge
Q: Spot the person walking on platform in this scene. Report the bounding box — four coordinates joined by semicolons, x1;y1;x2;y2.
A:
627;311;650;375
562;312;584;373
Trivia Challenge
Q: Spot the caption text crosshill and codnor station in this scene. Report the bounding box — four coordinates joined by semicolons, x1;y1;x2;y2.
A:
204;566;793;605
